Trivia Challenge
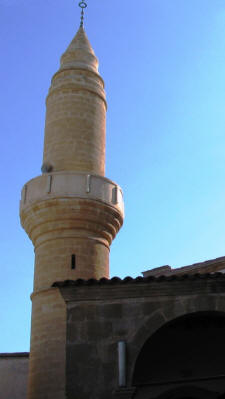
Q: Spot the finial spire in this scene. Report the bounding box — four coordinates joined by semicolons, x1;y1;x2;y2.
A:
79;1;87;28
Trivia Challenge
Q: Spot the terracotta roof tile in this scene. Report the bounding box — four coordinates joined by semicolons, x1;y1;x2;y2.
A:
52;272;225;288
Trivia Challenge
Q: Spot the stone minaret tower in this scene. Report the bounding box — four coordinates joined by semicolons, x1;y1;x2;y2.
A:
20;11;124;398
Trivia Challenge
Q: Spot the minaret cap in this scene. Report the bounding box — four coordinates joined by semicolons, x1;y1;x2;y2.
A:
60;26;99;74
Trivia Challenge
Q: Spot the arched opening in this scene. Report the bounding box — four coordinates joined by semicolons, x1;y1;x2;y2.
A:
155;385;218;399
132;311;225;398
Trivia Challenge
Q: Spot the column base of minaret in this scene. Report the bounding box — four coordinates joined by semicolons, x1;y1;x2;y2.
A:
20;172;124;289
27;287;66;399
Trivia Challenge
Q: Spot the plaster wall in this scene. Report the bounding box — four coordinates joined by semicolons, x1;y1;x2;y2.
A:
0;353;29;399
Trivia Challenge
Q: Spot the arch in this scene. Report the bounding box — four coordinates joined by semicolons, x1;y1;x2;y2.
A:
132;311;225;388
128;295;222;385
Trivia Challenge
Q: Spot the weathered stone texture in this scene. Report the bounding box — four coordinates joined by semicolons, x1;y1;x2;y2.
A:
59;276;225;399
44;86;106;175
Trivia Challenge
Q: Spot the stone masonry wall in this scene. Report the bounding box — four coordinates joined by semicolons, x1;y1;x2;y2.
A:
58;275;225;399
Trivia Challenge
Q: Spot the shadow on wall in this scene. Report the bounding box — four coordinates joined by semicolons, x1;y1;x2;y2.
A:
132;311;225;399
156;386;219;399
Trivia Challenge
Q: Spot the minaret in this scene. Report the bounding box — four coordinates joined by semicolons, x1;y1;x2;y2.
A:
20;4;124;398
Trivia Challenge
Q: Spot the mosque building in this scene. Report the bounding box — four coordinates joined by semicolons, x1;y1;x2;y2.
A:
1;3;225;399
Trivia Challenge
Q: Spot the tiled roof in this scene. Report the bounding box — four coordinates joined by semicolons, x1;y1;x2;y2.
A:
52;272;225;288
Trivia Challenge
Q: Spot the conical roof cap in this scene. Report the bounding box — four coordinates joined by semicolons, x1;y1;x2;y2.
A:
60;27;99;73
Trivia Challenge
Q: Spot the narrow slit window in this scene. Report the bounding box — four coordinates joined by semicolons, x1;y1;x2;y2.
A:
71;254;76;270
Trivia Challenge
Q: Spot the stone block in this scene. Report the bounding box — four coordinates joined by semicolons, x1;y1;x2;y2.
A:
98;303;123;319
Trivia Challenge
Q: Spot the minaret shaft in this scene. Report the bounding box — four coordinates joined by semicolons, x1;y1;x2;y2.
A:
43;66;106;175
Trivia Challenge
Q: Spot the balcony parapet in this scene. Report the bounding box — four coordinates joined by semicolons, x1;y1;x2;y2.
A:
20;172;124;217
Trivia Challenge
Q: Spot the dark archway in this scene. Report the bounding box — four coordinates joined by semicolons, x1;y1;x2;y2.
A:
155;385;218;399
133;311;225;389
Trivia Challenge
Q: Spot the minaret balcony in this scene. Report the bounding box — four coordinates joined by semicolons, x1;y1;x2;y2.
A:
20;172;124;217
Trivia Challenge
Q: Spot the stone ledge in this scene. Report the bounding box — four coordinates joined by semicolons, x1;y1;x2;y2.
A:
0;352;29;358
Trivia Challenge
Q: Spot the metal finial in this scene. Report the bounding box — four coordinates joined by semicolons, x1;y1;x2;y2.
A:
79;1;87;28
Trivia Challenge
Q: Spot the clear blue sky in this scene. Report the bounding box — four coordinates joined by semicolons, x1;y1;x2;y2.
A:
1;0;225;351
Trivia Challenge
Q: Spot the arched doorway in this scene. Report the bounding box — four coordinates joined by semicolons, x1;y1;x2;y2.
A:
132;311;225;398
